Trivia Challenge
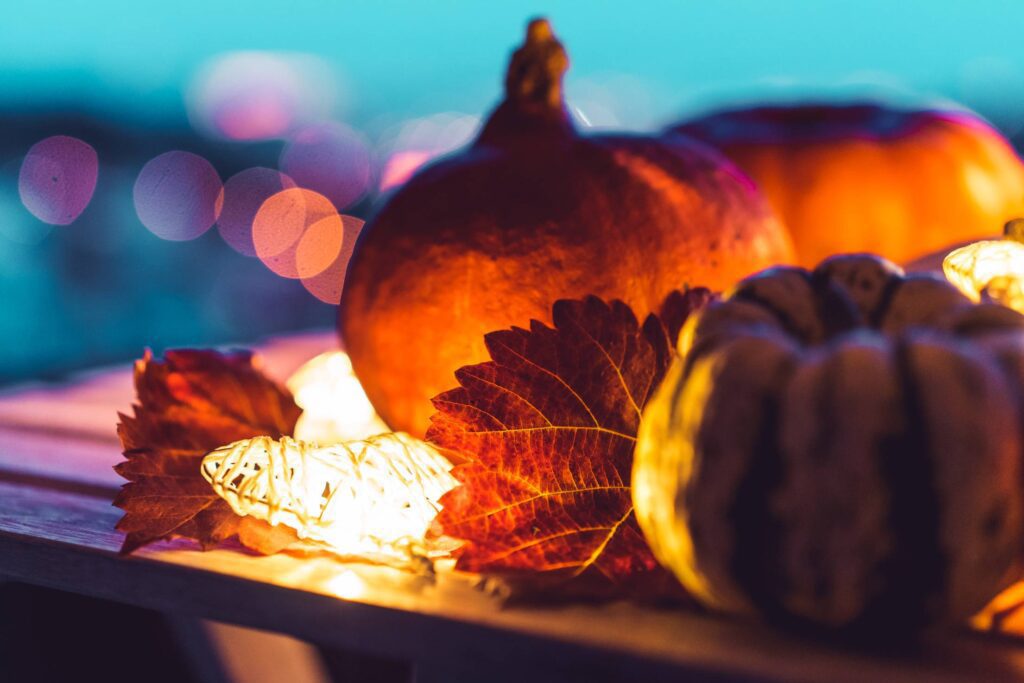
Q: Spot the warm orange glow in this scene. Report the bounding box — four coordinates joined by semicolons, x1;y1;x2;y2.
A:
200;433;457;562
253;188;314;263
943;238;1024;312
216;167;295;257
678;107;1024;266
199;351;457;565
326;569;367;599
973;580;1024;634
286;350;386;444
295;215;344;279
247;184;360;303
252;187;341;279
300;215;366;305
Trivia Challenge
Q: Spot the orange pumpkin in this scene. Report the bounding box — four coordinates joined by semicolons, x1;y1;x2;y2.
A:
674;104;1024;266
340;20;792;436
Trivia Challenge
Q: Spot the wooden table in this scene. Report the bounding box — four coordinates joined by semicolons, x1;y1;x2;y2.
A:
2;331;1024;682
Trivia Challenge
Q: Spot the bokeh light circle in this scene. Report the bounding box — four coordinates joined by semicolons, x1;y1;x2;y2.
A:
565;74;663;132
377;112;478;191
280;122;372;210
379;150;433;192
18;136;99;225
301;215;365;305
296;215;345;279
134;151;223;241
216;167;295;256
2;157;54;245
187;51;338;141
253;187;342;279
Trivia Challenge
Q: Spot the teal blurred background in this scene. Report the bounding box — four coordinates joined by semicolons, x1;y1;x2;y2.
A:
3;0;1024;384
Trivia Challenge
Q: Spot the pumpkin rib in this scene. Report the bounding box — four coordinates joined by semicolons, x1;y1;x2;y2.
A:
866;269;907;328
676;334;800;612
861;336;945;635
726;349;794;617
635;253;1024;637
775;333;897;631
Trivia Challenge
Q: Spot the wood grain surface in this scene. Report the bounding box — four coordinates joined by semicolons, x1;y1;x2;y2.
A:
1;330;1023;682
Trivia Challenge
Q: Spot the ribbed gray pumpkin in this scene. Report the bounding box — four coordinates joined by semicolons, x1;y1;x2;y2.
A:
633;254;1024;637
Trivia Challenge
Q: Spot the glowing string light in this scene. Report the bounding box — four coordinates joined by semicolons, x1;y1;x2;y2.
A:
944;219;1024;312
286;351;387;444
201;433;457;563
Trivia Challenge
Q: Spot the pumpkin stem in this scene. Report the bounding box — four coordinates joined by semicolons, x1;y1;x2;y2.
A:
504;18;568;111
476;18;574;145
1004;218;1024;243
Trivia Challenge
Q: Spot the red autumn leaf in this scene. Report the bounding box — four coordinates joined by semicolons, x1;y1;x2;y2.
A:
659;287;718;345
427;290;713;600
114;349;302;554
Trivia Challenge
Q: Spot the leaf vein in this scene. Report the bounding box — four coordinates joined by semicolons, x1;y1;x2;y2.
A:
576;322;642;420
572;506;634;578
465;424;636;441
459;369;550;426
491;339;600;426
448;485;632;525
484;524;623;565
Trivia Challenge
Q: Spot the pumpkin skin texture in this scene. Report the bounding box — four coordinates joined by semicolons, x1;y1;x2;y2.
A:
340;20;793;436
674;104;1024;267
633;254;1024;638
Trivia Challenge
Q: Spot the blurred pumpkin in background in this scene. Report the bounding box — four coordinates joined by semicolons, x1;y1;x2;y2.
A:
340;18;792;436
674;104;1024;266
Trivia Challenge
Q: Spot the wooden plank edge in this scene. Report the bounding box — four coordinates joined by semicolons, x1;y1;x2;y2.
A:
0;530;754;683
0;468;119;500
0;419;122;446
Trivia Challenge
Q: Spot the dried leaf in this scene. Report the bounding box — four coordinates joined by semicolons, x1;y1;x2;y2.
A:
427;291;712;600
659;287;719;345
973;579;1024;636
114;350;302;554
